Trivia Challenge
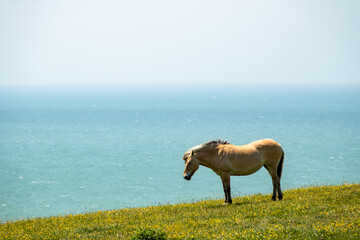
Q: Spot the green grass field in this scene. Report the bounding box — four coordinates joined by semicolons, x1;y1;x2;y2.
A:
1;184;359;239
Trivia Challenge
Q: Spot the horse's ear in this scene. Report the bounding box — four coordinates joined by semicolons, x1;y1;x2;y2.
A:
191;150;194;156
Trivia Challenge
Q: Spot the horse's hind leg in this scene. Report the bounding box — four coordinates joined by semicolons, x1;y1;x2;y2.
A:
265;166;281;201
277;180;283;200
272;177;282;201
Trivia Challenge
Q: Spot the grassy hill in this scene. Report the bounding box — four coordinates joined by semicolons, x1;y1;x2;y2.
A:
1;184;359;239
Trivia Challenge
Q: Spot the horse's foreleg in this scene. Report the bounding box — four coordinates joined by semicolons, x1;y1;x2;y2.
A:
221;178;228;203
221;174;232;204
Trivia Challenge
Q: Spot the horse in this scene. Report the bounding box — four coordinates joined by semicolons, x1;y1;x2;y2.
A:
182;139;284;204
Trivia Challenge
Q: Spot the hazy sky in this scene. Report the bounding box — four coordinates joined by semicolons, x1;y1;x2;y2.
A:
0;0;359;87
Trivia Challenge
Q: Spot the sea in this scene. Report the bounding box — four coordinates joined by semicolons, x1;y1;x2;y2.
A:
1;85;359;222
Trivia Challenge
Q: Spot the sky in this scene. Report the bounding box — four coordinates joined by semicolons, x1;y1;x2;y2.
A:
0;0;359;88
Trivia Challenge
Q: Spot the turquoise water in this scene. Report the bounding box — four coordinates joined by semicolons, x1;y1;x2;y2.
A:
1;86;359;222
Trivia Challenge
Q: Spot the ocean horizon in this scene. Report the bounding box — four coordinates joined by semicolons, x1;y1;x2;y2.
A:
1;85;359;222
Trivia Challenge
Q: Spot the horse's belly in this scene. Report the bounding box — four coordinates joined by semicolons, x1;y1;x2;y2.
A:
228;155;264;176
230;165;263;176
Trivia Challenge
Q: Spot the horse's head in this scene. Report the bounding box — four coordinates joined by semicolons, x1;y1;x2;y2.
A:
183;150;199;181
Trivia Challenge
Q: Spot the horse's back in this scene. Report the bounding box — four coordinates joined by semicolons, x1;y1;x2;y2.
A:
249;138;281;149
232;139;283;169
220;139;281;158
250;139;283;167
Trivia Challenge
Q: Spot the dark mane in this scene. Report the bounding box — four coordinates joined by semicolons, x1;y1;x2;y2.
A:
191;139;229;153
206;139;230;145
183;139;230;160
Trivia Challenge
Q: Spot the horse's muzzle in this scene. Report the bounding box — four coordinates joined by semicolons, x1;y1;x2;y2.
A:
184;175;191;181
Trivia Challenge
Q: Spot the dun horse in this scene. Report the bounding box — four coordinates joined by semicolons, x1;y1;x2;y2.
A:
182;139;284;204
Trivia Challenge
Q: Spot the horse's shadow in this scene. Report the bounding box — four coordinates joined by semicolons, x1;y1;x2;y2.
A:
204;196;272;209
204;200;253;209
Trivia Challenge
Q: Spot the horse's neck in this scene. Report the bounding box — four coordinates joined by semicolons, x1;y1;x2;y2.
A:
198;151;218;170
199;158;212;168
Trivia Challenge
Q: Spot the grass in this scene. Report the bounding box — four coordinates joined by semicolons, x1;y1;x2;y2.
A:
1;184;359;239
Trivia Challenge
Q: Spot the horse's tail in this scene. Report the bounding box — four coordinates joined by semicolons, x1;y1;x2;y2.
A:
277;150;284;179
